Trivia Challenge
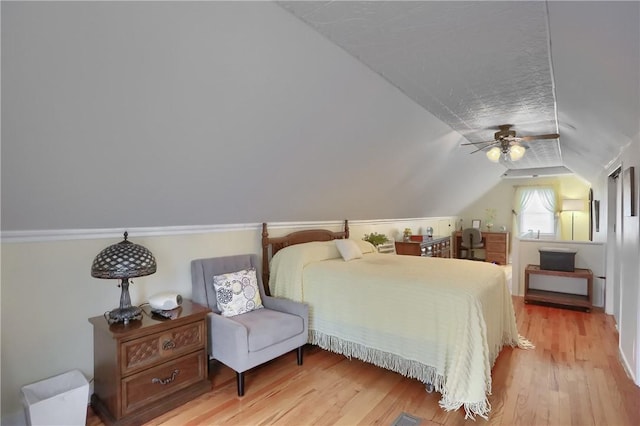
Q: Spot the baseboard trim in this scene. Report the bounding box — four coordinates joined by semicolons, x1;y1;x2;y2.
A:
618;346;638;386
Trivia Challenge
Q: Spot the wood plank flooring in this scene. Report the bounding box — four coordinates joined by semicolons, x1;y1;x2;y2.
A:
87;297;640;425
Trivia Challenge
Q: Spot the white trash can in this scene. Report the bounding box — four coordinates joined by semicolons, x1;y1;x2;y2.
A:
20;369;89;426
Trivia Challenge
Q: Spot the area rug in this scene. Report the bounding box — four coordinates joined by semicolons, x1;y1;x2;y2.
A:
391;412;422;426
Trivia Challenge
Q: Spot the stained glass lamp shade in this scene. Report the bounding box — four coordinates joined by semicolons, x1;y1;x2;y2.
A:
91;232;157;324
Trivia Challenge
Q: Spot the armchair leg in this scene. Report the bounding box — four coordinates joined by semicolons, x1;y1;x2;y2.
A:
236;372;244;397
297;346;303;365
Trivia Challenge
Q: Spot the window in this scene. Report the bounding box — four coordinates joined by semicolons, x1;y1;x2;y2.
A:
517;187;556;238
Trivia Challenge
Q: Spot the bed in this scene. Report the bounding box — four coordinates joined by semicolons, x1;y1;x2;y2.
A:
261;221;530;419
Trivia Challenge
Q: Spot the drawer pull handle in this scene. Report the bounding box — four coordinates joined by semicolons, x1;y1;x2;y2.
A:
152;369;179;385
162;340;176;350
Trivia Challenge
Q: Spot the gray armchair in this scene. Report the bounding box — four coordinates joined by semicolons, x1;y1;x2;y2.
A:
191;254;308;396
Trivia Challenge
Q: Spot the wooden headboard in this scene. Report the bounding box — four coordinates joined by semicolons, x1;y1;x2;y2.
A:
261;220;349;296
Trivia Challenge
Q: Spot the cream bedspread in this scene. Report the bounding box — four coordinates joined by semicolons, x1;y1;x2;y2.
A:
269;240;526;419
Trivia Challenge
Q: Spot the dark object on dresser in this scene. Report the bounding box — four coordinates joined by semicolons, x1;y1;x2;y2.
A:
539;247;577;272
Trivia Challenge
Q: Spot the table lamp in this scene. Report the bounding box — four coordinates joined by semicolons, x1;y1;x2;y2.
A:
91;232;157;324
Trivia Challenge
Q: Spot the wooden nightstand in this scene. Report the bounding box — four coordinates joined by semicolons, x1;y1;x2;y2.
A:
89;300;211;425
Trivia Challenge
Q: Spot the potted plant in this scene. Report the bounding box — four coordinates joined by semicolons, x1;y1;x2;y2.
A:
485;208;496;231
363;232;389;247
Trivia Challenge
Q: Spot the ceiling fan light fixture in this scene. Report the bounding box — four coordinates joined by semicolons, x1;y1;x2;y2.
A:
464;124;556;163
486;147;501;162
509;144;526;161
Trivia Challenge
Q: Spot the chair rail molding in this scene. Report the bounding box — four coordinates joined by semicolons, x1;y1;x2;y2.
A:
1;217;456;244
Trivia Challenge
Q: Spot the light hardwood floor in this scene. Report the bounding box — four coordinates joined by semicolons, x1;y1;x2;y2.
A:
87;297;640;425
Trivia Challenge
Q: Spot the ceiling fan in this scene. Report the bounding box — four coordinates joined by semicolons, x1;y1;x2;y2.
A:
462;124;560;162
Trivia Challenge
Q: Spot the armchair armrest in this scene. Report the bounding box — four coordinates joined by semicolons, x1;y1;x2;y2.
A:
262;296;308;339
262;295;308;319
206;312;248;361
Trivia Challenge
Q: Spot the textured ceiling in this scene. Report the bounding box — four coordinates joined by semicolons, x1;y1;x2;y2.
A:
278;1;639;179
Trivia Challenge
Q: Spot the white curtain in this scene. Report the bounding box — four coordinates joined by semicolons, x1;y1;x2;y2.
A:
512;187;531;237
536;187;560;238
512;186;559;238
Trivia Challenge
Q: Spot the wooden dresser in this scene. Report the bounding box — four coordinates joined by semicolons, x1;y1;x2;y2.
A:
89;300;211;425
395;235;451;258
454;231;509;265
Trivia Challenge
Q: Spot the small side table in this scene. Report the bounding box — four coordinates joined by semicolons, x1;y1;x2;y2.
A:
524;264;593;312
89;300;211;425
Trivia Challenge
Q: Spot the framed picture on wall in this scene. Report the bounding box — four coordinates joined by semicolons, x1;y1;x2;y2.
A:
471;219;481;229
623;166;636;217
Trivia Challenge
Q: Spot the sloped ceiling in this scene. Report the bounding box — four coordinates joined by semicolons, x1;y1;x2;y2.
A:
2;1;637;231
278;1;640;183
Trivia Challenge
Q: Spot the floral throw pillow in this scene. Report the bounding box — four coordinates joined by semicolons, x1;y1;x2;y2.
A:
212;267;263;317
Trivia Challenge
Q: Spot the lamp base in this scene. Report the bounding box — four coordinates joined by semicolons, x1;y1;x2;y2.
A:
105;305;142;325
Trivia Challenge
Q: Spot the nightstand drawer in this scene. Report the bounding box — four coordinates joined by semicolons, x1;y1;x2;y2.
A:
121;350;207;416
121;321;205;375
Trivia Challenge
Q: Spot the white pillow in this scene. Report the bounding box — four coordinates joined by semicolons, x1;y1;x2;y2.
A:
354;239;377;254
212;267;263;317
335;239;363;261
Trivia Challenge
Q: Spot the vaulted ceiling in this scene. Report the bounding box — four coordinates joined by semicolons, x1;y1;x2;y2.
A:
278;1;640;183
2;1;638;230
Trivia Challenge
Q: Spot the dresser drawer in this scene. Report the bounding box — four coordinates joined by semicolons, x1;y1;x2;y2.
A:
487;241;507;252
121;321;205;375
121;350;207;416
484;232;508;265
485;234;506;244
486;253;507;265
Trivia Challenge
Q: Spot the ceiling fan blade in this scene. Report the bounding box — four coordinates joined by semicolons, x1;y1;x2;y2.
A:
520;133;560;141
461;140;496;146
469;142;498;154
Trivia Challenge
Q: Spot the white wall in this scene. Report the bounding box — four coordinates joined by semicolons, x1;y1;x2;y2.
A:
458;179;515;233
590;130;640;385
615;140;640;384
1;1;503;232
